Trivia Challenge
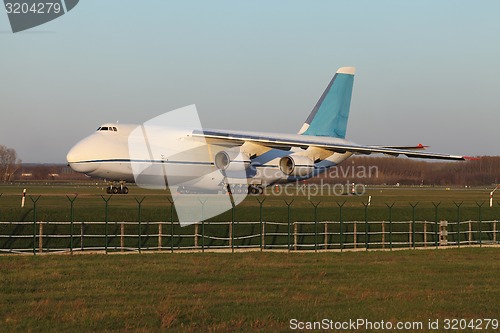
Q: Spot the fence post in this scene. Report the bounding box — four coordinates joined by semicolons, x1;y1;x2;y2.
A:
409;222;412;248
386;203;395;251
199;199;206;253
424;221;427;247
167;198;174;253
120;223;125;251
432;202;441;248
231;203;235;253
262;219;266;250
353;222;357;249
476;201;484;247
66;195;78;254
496;201;500;244
81;221;84;252
294;222;298;250
453;201;463;247
101;196;112;254
29;195;41;256
285;200;294;253
409;202;419;249
39;222;43;253
256;198;265;251
201;219;204;253
194;224;198;249
158;223;162;251
310;201;321;253
362;201;369;251
381;221;385;248
135;197;145;253
468;221;472;244
324;222;328;250
337;201;346;252
493;219;497;244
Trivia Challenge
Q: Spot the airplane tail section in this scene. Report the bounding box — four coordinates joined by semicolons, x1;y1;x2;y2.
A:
298;67;355;139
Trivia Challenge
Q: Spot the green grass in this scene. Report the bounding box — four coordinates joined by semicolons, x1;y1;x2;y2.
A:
0;183;499;223
1;183;499;252
0;249;499;332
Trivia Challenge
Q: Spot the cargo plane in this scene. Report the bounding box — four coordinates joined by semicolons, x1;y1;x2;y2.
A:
67;67;472;195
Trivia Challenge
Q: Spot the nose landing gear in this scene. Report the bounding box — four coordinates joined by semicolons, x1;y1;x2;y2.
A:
106;181;129;194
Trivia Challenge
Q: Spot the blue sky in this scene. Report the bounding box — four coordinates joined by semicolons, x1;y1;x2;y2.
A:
1;0;499;163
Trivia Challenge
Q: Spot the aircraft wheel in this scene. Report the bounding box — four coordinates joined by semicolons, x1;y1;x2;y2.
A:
112;187;119;194
106;187;112;194
122;187;129;194
249;186;259;195
257;186;264;195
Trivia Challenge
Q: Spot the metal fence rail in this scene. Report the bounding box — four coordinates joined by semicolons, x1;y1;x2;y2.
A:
0;220;498;254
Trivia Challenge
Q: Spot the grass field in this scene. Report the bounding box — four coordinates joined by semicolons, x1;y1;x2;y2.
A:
0;249;499;332
1;184;499;332
0;182;499;223
1;183;499;252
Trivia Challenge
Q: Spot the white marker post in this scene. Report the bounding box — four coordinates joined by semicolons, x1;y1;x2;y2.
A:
490;184;500;208
368;195;372;206
21;188;26;208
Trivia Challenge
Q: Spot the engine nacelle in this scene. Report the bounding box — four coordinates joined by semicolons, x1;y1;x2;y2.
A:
214;150;251;174
279;155;315;177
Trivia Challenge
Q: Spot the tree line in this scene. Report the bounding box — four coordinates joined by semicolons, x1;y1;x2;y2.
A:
316;156;500;186
1;144;499;186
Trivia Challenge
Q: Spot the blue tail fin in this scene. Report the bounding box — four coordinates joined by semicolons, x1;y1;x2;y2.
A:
298;67;355;139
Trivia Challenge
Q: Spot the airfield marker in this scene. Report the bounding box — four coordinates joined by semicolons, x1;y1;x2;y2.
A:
21;188;26;207
490;184;499;208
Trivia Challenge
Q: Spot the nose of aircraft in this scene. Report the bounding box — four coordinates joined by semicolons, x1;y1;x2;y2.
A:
66;140;100;174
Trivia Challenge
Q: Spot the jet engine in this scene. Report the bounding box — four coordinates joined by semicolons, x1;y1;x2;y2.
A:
279;154;315;177
214;150;251;174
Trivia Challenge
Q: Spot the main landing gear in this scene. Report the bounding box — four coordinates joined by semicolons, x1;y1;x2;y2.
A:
225;184;264;195
106;181;129;195
248;185;264;195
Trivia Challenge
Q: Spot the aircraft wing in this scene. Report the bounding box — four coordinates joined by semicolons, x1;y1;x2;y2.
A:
192;129;475;161
374;143;428;150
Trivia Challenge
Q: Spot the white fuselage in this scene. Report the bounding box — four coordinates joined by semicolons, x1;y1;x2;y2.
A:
67;123;352;191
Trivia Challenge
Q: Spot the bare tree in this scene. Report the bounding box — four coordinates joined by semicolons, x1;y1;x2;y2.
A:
0;145;21;182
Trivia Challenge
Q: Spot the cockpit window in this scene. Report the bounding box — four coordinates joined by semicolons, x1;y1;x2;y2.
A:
97;126;118;132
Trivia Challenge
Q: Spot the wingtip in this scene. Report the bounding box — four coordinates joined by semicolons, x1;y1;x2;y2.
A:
464;156;480;161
